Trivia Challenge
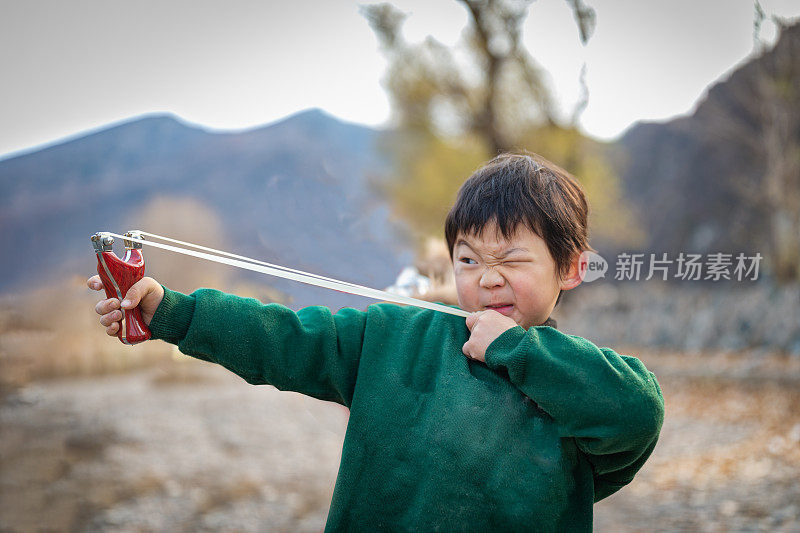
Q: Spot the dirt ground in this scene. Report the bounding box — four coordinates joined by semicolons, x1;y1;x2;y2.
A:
1;349;798;532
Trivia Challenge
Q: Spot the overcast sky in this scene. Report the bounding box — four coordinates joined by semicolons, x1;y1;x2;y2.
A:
1;0;798;159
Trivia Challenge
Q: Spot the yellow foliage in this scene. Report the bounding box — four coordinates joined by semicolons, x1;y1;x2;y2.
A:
383;134;490;250
382;125;646;255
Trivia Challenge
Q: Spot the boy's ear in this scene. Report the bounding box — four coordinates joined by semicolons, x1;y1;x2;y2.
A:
559;252;585;291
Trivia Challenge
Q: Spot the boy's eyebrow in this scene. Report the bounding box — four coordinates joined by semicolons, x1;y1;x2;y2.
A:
455;239;529;257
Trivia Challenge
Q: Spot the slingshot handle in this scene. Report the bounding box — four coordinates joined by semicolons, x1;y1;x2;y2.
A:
92;233;151;345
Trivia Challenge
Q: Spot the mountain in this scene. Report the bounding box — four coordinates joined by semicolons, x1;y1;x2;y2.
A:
614;21;799;282
0;109;413;309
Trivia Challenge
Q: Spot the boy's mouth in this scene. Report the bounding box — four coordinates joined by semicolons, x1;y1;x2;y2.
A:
485;304;514;316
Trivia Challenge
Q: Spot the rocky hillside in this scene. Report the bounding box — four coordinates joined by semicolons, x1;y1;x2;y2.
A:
615;21;799;283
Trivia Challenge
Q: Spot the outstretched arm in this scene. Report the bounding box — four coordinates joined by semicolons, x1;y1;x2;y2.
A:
149;286;369;407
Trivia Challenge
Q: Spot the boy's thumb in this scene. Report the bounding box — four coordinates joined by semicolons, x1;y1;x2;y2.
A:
121;279;149;309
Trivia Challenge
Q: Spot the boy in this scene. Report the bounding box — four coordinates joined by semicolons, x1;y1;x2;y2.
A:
89;153;665;532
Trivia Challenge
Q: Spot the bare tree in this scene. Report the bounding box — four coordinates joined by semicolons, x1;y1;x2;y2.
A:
756;20;800;282
362;0;595;154
707;17;800;282
360;0;644;255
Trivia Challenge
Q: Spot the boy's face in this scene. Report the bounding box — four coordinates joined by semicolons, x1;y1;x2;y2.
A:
452;221;582;329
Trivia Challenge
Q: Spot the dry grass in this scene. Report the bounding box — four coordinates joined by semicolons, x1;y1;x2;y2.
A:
0;276;170;395
194;477;264;514
594;349;800;531
643;371;800;492
0;274;289;396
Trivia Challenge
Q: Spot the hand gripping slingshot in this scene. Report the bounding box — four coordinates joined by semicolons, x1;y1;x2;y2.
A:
91;231;151;344
91;230;471;345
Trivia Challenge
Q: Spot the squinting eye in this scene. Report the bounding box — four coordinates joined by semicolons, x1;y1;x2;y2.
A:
459;257;477;265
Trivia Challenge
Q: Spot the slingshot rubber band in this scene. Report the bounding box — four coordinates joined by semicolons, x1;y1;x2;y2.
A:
105;232;471;318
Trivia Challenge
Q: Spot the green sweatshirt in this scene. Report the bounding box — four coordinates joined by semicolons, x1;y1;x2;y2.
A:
149;287;664;532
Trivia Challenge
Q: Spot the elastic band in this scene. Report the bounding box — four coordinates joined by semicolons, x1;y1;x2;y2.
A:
106;232;470;318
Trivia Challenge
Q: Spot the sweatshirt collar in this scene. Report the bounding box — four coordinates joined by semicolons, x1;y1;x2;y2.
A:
539;316;558;329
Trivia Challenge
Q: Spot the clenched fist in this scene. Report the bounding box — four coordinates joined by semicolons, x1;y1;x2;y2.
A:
462;310;519;363
87;275;164;337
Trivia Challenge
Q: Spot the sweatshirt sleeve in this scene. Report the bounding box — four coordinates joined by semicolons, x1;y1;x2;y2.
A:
148;286;368;407
484;325;665;502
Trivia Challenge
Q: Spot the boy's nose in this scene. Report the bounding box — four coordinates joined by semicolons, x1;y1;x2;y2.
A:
480;267;506;288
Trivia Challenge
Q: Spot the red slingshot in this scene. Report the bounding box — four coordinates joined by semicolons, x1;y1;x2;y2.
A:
91;231;151;344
